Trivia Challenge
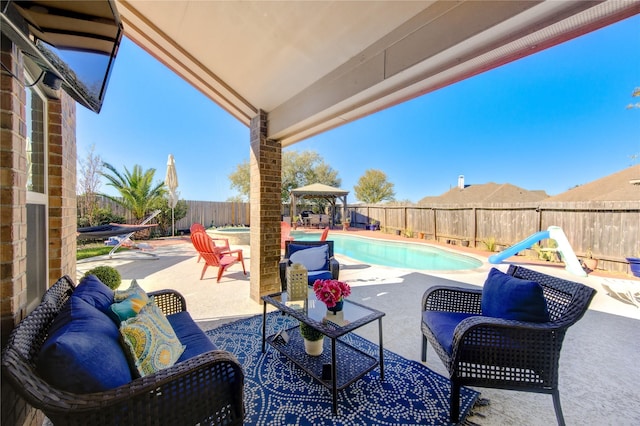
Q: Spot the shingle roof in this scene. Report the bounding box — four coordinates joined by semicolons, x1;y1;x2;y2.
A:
418;182;549;204
544;165;640;202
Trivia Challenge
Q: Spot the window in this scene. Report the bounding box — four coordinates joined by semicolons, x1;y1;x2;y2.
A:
25;79;48;310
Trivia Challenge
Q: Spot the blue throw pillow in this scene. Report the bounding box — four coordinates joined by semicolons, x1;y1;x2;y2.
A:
481;268;550;322
73;274;114;313
37;297;133;393
289;244;329;271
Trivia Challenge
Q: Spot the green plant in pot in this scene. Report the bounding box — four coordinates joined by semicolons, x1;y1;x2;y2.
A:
84;266;122;290
299;322;324;356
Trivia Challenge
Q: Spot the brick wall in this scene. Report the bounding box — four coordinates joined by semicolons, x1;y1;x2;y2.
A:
1;34;77;426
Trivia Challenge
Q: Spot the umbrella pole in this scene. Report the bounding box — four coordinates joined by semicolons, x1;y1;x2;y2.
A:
171;207;175;236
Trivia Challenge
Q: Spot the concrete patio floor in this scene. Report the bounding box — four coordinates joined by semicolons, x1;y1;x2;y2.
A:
77;231;640;425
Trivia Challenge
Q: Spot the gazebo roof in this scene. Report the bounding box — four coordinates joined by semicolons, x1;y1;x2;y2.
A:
290;183;349;198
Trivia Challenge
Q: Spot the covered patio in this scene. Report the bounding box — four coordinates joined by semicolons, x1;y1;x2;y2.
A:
74;233;640;425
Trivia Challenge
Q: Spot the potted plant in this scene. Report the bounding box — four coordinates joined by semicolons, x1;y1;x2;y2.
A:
299;322;324;356
367;220;379;231
583;248;598;271
626;254;640;278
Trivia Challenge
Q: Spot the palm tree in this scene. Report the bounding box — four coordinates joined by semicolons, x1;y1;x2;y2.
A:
101;162;166;221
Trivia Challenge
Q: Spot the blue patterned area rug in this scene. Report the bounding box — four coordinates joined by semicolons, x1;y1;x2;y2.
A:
205;312;480;425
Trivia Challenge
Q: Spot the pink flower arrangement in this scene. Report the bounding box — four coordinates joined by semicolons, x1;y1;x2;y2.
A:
313;279;351;308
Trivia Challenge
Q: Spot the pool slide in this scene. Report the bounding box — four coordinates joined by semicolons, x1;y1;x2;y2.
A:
488;226;587;277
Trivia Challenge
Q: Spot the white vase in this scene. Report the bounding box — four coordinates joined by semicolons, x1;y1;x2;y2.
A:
303;337;324;356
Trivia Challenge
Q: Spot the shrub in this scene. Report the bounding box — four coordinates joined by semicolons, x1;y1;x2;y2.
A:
84;266;122;290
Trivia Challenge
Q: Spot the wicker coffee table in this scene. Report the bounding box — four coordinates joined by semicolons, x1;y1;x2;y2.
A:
262;290;385;415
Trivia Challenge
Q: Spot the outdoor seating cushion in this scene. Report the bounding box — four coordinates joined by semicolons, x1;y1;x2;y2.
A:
288;244;330;271
422;311;479;354
167;311;217;362
119;302;186;377
37;296;133;393
481;268;550;322
308;270;334;284
72;274;115;313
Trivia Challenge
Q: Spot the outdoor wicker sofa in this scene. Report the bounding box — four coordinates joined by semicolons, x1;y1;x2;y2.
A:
421;265;596;426
1;275;244;426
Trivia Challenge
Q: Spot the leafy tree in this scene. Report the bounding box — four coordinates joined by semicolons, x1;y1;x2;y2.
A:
152;198;188;236
228;150;341;207
354;169;395;204
101;162;167;221
228;159;250;201
77;144;103;225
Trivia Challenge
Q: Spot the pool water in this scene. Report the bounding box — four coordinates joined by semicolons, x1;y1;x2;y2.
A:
291;232;482;271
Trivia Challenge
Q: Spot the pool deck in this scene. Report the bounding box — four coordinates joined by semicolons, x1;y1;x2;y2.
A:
77;229;640;425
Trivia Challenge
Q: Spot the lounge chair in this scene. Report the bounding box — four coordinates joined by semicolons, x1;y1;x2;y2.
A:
421;265;596;425
77;210;161;259
190;230;246;282
190;223;231;262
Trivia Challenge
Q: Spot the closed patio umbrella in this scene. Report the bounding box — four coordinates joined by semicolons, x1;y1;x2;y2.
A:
165;154;179;236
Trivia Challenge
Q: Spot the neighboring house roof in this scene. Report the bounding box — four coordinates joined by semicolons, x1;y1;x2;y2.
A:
544;165;640;202
419;183;549;204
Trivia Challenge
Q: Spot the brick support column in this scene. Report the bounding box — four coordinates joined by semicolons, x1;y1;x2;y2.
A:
249;110;281;302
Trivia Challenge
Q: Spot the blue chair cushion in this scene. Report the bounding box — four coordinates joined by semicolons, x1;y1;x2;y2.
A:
167;311;217;362
422;311;479;355
308;270;333;285
289;244;329;272
72;274;114;314
37;296;132;393
481;268;550;322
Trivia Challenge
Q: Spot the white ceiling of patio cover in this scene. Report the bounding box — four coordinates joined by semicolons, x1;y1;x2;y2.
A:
116;1;639;146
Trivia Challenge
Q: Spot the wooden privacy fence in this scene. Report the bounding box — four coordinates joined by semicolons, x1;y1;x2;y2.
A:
85;197;638;274
350;201;640;274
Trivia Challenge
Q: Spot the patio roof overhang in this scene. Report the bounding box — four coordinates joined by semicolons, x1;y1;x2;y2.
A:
116;0;639;147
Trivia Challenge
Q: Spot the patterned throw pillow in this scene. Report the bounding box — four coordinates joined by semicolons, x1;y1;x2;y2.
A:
114;279;149;303
109;294;149;324
119;302;185;377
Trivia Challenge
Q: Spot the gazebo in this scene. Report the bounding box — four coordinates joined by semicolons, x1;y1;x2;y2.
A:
289;183;349;228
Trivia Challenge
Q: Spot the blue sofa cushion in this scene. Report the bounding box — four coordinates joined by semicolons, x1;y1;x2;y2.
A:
289;244;329;272
72;274;114;314
422;311;479;355
37;297;132;393
308;270;333;285
167;311;217;362
481;268;550;323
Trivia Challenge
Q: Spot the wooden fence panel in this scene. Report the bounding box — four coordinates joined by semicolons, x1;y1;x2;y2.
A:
82;196;639;274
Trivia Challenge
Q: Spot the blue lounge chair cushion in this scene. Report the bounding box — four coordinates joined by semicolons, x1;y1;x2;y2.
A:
308;270;333;285
167;311;217;362
422;311;479;355
289;244;329;272
481;268;550;322
37;297;132;393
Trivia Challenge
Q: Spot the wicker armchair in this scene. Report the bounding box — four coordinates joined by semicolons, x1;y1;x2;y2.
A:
2;276;245;426
421;265;596;425
279;240;340;290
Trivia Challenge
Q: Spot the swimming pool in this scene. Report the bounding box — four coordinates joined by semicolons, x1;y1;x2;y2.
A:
291;232;483;271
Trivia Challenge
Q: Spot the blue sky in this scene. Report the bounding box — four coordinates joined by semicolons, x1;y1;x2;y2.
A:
77;14;640;203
